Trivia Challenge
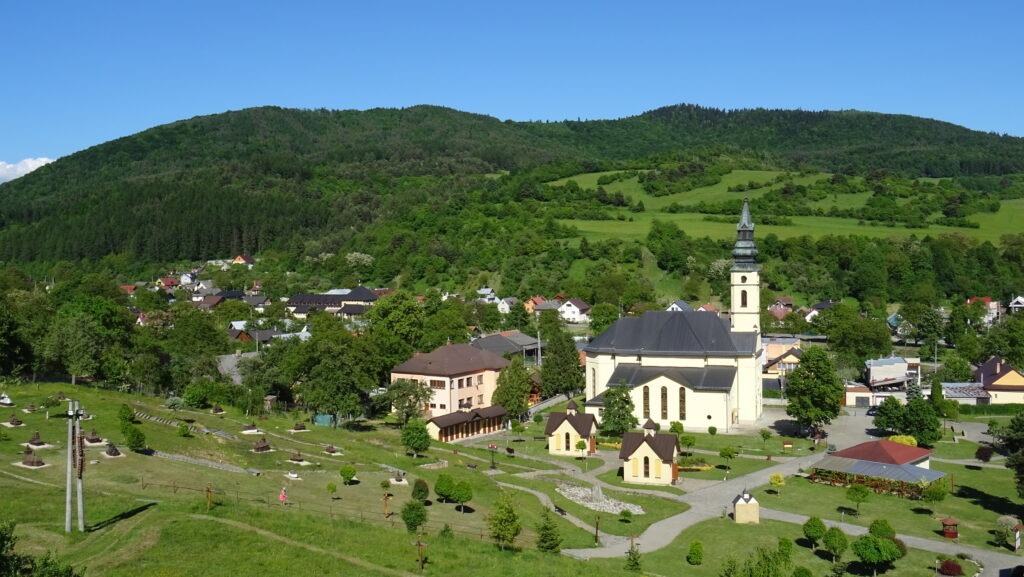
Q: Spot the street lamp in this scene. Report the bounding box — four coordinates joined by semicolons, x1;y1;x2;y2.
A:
488;444;497;469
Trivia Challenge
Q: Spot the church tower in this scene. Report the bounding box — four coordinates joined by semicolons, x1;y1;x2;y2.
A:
730;198;760;337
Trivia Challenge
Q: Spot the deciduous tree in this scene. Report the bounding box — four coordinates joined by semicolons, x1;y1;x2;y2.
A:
785;347;843;433
492;355;532;419
601;384;638;436
400;419;431;458
487;492;521;550
388;378;432;426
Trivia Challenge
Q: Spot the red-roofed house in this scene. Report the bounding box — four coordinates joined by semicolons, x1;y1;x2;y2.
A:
831;439;933;469
157;277;180;288
524;296;546;315
119;285;138;295
967;297;1001;326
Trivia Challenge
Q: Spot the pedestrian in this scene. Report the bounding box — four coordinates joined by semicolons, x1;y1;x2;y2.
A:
279;487;287;505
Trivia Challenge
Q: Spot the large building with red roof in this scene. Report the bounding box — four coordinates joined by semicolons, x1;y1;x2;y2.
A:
390;343;510;419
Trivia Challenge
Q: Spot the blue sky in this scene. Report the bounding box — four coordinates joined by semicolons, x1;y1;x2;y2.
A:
2;1;1022;179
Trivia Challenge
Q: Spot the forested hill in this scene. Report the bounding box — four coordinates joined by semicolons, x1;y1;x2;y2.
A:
1;103;1023;265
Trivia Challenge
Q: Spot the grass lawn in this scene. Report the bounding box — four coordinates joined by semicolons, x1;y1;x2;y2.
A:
682;430;818;457
588;517;980;577
2;382;642;576
679;453;776;481
494;474;687;537
751;462;1024;552
930;437;984;461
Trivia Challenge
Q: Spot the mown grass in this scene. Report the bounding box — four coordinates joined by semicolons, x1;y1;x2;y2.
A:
751;462;1024;552
588;517;980;577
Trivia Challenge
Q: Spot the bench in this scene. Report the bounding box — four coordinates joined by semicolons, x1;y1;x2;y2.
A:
505;448;515;456
532;436;547;441
553;505;566;516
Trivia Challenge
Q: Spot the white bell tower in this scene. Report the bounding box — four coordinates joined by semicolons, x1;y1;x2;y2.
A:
730;198;760;338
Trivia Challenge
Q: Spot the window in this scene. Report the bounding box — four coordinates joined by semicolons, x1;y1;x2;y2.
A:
643;456;650;478
429;403;436;409
478;395;483;404
477;375;483;386
741;290;748;308
679;387;686;420
642;386;650;419
430;380;446;390
564;432;570;451
439;404;446;409
661;386;668;420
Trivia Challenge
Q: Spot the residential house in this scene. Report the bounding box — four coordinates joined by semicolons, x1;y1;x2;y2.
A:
559;298;592;324
119;285;138;296
217;290;246;301
976;356;1024;403
665;300;693;312
533;300;561;317
242;295;271;312
697;303;718;313
618;420;680;486
475;287;500;305
764;347;803;379
390;343;510;419
195;295;225;311
864;356;921;389
216;351;260;385
425;406;507;442
935;383;990;405
1009;295;1024;315
497;297;519;315
967;297;1001;326
583;200;763;431
156;277;180;289
232;255;255;267
471;331;543;365
766;296;794;321
286;287;378;316
804;300;839;323
764;337;800;365
544;399;597;456
180;272;197;286
524;296;546;315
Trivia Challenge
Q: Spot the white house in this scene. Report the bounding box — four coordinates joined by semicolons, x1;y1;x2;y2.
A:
497;297;519;314
476;287;500;305
1008;295;1024;315
665;300;693;312
559;298;592;324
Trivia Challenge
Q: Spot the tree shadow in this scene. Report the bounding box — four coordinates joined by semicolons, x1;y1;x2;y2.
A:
615;466;624;478
88;502;156;532
424;500;432;507
342;420;375;432
956;485;1024;518
966;465;982;471
812;549;833;562
864;427;890;439
836;506;857;517
455;505;475;514
766;489;779;496
794;537;814;549
911;507;933;515
770;419;802;437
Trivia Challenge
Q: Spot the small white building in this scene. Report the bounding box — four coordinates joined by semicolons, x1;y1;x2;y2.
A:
559;299;592;324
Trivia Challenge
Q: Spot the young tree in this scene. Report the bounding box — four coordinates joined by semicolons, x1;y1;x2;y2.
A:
935;354;974;383
777;537;794;563
822;526;848;564
921;481;948;505
326;482;337;498
435;474;454;502
719;447;737;474
504;302;531;332
388;378;433;426
769;472;785;495
400;419;431;458
339;465;357;485
601;383;638;436
868;519;895;539
625;542;642;572
678;434;696;456
452;481;473;513
686;540;703;565
846;484;871;514
492;355;532;419
759;428;772;447
118;404;135;426
535;509;562;553
803;517;826;551
851;534;901;577
122;425;146;452
400;500;427;533
412;478;430;503
784;347;844;433
575;439;588;460
487;492;521;550
872;396;906;435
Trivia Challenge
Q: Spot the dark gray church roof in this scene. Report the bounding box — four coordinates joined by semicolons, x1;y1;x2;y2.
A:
583;311;755;356
605;363;737;391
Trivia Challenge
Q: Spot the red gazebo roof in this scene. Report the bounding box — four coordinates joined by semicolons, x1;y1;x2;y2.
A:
940;517;959;525
831;440;933;465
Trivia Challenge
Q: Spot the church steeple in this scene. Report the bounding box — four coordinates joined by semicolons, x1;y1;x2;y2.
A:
731;198;758;273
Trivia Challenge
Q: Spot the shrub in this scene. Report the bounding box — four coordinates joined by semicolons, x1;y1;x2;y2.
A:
708;426;717;436
887;435;917;446
669;421;684;435
339;465;356;485
412;478;429;502
177;423;190;437
326;482;337;496
380;479;391;491
533;414;543;424
886;537;907;559
438;524;454;539
165;396;184;411
792;568;813;577
939;559;964;576
686;540;703;565
975;445;994;462
435;474;454;502
778;537;793;561
619;510;633;523
401;500;427;533
118;404;135;425
182;384;208;408
869;519;895;538
122;425;146;451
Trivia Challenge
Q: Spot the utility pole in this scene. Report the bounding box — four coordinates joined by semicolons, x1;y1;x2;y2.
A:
65;401;73;533
65;400;86;532
74;401;85;531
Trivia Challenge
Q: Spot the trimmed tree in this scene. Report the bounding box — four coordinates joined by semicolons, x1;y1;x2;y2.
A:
687;540;703;565
802;517;826;551
678;434;696;455
122;425;146;452
847;483;871;514
340;465;356;485
625;543;642;572
769;472;785;495
759;428;772;447
452;481;473;513
869;519;895;538
601;383;639;436
719;447;737;474
400;500;427;533
535;509;562;553
435;474;454;502
851;534;901;577
400;418;431;458
822;527;848;565
575;439;588;460
784;347;844;434
412;478;430;503
487;492;521;550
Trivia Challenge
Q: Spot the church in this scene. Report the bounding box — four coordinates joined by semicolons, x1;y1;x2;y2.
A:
582;199;763;431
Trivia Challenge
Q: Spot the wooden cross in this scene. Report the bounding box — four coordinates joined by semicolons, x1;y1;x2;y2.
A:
381;493;393;518
206;483;213;511
410;533;429;571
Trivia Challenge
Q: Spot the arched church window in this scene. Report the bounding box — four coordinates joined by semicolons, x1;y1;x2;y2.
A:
660;386;668;420
642;386;650;419
741;290;748;308
679;387;686;420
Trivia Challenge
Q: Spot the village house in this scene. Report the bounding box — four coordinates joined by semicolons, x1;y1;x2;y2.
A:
934;382;990;405
497;297;519;314
767;296;794;321
864;356;921;389
558;298;592;324
665;300;693;312
618;420;680;486
582;199;763;431
1009;295;1024;315
804;300;839;323
544;400;597;456
524;296;546;315
967;297;1002;326
425;406;507;442
975;356;1024;403
390;343;510;418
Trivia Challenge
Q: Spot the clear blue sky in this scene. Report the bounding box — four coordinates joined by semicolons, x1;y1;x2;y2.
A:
2;1;1022;167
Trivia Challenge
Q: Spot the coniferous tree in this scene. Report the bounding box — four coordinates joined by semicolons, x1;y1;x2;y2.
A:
535;509;562;552
492;355;531;419
540;329;583;398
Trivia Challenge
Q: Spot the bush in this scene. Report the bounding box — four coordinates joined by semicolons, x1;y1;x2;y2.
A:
939;559;964;576
708;426;717;436
412;478;430;502
975;445;994;462
401;500;427;533
886;537;907;559
619;510;633;523
118;404;135;425
435;474;454;502
182;384;208;409
792;568;813;577
326;482;337;496
438;524;454;539
339;465;356;485
778;537;793;561
165;396;185;411
533;414;543;424
686;540;703;565
669;421;684;435
177;423;191;437
869;519;895;538
122;425;146;451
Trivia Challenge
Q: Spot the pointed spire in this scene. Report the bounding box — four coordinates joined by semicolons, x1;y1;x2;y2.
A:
731;197;759;272
642;419;657;435
566;399;578;414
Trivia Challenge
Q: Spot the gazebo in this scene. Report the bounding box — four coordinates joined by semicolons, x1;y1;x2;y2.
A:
941;517;959;539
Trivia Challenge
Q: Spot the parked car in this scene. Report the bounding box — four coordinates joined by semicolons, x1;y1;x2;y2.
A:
866;406;878;416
